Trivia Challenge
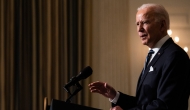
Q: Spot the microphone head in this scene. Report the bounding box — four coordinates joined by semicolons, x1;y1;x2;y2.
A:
77;66;93;79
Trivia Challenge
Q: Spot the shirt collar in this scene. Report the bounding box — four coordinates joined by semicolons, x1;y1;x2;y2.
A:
149;35;170;61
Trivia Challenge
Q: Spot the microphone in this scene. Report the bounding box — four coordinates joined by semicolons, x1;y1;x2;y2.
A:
64;66;93;90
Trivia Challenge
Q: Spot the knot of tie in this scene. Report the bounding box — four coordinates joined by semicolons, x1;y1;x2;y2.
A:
148;49;154;55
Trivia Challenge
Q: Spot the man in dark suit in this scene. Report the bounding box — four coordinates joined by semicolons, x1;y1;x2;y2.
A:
88;3;190;110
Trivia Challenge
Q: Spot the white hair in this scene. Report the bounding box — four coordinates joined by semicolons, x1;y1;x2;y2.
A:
137;3;170;29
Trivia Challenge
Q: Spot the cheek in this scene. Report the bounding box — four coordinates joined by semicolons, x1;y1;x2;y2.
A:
147;25;160;34
146;27;156;36
145;26;151;32
143;25;151;32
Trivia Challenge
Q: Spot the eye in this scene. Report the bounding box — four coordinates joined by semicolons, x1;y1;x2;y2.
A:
143;21;149;24
142;21;146;24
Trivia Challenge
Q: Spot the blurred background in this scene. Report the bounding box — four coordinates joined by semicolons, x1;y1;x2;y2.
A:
1;0;190;110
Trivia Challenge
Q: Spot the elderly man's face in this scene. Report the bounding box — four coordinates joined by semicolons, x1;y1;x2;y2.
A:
136;8;162;48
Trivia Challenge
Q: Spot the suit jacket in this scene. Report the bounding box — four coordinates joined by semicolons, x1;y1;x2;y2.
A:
112;38;190;110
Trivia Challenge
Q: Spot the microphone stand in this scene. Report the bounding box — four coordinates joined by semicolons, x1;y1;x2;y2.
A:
64;81;83;103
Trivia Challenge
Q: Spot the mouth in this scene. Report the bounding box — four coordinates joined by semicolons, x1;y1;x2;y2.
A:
140;34;147;40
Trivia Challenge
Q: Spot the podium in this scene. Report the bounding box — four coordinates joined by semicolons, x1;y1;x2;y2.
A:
50;99;101;110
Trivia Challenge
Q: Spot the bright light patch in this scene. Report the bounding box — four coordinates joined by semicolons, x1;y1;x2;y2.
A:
184;47;188;52
167;29;172;36
174;36;179;43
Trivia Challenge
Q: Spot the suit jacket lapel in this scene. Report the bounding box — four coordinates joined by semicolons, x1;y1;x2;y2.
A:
136;38;174;92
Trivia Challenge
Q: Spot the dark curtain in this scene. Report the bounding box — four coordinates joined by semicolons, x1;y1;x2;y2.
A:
0;0;92;110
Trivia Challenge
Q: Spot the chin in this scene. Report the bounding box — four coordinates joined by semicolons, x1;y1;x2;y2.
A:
141;41;147;45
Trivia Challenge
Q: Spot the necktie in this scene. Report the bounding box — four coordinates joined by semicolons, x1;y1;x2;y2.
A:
142;49;154;76
144;49;154;70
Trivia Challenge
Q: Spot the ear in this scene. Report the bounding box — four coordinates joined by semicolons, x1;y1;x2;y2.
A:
160;20;167;31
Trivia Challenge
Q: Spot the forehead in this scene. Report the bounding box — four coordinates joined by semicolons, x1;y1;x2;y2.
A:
136;8;155;20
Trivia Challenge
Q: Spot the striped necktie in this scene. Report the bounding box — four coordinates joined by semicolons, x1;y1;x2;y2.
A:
142;49;154;76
